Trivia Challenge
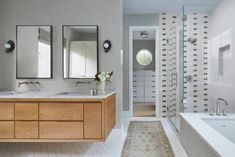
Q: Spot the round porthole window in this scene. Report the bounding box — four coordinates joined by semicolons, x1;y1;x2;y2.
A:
136;49;153;66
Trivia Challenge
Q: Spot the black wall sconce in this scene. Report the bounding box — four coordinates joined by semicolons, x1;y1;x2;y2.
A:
103;40;111;53
4;40;15;53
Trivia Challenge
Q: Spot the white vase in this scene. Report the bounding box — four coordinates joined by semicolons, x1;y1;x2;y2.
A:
100;81;106;94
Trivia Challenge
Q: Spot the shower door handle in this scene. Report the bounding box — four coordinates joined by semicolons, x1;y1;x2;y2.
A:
174;72;178;87
170;72;178;87
170;73;174;87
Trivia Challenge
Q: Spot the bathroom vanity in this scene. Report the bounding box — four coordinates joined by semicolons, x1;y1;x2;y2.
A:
0;91;116;142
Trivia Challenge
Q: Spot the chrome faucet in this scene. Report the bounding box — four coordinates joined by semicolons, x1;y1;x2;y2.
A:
75;81;91;87
17;81;40;87
216;98;228;116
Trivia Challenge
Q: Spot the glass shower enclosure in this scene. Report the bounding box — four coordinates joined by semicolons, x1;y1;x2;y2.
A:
168;5;217;131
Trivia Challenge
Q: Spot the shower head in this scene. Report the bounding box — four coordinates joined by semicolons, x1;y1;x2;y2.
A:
187;38;197;44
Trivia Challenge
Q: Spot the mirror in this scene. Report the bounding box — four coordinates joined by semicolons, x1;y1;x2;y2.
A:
63;25;98;79
16;25;52;79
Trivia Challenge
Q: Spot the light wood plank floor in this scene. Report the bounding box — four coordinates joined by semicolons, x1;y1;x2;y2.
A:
133;103;156;117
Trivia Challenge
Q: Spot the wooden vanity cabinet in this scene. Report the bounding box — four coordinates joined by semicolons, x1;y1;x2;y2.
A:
0;103;14;120
0;93;116;142
0;103;14;139
39;103;83;121
39;122;83;139
84;103;102;139
0;122;14;139
39;103;84;139
15;121;38;139
15;103;38;120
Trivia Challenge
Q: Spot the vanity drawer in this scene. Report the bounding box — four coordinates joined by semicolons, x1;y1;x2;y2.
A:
0;103;14;120
0;122;14;139
15;121;38;139
39;122;83;139
84;103;102;139
15;103;38;120
39;103;83;120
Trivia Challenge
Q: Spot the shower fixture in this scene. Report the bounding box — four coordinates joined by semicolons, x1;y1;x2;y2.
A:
186;75;193;82
187;37;197;44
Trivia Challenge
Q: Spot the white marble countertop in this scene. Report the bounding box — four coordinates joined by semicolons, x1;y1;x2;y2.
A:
0;91;116;99
180;113;235;157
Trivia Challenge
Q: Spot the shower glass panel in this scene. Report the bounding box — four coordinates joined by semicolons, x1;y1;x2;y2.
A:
166;4;219;132
167;25;178;129
167;23;184;131
177;9;185;131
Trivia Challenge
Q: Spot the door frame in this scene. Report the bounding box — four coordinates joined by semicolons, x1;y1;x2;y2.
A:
129;26;160;118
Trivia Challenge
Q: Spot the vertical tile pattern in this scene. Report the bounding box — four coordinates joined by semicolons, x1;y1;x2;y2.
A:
159;14;178;117
183;13;209;112
159;13;209;115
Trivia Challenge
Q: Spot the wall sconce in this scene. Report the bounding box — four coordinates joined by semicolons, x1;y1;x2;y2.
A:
103;40;111;53
4;40;15;53
140;31;148;38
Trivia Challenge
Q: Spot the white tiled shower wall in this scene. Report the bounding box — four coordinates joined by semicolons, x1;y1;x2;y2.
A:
159;13;209;116
183;13;209;113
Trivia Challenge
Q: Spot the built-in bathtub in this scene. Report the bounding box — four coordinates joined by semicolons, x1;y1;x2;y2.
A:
180;113;235;157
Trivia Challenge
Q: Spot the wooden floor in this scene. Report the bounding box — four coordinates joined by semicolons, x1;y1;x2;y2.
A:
133;103;156;117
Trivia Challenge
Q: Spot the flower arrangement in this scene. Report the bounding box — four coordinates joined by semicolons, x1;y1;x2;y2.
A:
94;71;113;84
94;71;113;93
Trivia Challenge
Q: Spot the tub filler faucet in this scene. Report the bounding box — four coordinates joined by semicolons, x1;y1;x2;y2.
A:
216;98;228;116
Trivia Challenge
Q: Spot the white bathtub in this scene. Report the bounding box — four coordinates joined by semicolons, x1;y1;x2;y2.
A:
180;113;235;157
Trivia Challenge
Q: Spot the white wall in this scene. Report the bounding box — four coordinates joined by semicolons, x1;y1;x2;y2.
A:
209;0;235;112
123;14;159;110
0;0;123;126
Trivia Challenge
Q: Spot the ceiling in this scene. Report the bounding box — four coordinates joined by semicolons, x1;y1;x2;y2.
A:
123;0;222;14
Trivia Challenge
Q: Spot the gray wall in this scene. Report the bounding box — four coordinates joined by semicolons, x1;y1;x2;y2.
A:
0;0;123;126
133;40;155;70
209;0;235;112
123;14;159;110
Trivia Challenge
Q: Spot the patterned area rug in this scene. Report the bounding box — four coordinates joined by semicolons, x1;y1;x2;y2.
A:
122;121;174;157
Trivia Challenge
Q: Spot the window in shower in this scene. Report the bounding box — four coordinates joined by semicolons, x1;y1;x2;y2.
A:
218;44;230;76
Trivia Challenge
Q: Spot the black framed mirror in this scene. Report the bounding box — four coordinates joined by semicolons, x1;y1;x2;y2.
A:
16;25;53;79
62;25;99;79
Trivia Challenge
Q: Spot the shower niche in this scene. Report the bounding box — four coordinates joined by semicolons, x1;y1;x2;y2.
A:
208;28;232;84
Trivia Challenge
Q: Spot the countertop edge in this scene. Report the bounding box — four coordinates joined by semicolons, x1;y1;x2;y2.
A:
0;91;116;101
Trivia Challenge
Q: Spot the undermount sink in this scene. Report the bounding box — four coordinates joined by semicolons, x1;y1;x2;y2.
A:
0;91;23;95
54;91;88;96
0;91;91;97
